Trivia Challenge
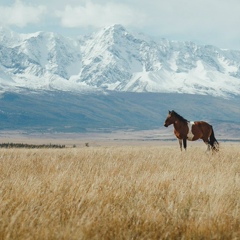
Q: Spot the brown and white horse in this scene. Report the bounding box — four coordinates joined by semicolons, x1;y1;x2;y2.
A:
164;110;219;151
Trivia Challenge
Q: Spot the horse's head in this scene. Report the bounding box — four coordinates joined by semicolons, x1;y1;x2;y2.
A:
164;110;175;127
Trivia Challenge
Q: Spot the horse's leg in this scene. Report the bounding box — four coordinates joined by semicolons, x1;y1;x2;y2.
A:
207;142;210;151
183;139;187;150
202;139;210;151
178;139;183;151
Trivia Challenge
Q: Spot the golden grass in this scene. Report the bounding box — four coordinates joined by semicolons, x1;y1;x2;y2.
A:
1;144;240;239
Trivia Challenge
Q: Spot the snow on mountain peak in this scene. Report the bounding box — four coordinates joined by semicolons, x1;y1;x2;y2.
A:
0;24;240;97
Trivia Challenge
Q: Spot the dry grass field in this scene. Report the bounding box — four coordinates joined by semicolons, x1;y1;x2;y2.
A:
0;144;240;239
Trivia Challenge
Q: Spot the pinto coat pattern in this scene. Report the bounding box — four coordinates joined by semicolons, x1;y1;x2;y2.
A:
164;110;219;152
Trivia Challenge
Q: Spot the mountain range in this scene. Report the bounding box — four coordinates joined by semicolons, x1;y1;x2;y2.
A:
0;24;239;138
0;24;240;97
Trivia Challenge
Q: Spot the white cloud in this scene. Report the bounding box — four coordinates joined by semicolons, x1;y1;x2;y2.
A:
145;0;240;34
127;0;240;49
0;0;46;27
0;0;239;49
55;1;146;28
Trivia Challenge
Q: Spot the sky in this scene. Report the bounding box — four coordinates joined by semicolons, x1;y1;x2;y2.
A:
0;0;239;50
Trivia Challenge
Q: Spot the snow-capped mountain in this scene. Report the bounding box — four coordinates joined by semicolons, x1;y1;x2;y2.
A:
0;24;240;97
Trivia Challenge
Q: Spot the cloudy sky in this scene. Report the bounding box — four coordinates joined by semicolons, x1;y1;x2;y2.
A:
0;0;239;50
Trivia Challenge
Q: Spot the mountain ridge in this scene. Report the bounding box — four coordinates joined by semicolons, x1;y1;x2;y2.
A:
0;24;240;97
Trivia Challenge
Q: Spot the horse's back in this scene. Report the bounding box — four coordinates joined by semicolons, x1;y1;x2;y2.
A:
195;121;212;128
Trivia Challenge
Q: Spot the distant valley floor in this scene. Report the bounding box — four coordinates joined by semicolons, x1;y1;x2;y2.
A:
0;128;239;148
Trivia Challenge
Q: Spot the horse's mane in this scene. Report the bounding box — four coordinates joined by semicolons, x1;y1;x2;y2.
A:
171;110;189;122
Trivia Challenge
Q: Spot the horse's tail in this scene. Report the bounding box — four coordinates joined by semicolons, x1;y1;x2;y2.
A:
210;126;219;152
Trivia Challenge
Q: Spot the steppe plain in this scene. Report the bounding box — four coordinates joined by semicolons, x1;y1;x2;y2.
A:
1;130;239;239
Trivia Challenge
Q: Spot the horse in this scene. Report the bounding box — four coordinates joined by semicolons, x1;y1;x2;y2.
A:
164;110;219;152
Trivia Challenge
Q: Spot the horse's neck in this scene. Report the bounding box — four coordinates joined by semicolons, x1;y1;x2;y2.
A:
174;120;185;130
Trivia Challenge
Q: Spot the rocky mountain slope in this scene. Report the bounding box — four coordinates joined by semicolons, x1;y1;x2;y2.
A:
0;24;240;97
0;25;239;136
